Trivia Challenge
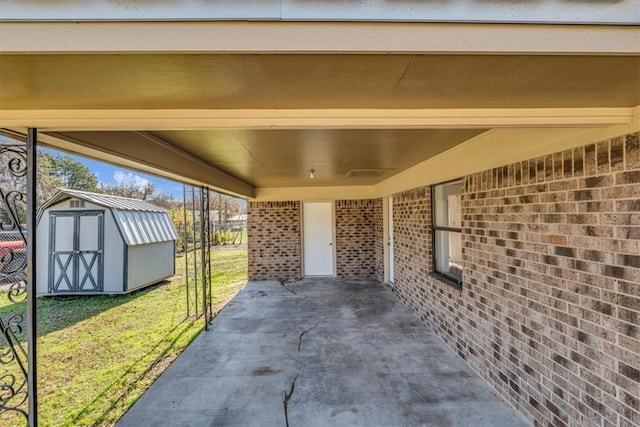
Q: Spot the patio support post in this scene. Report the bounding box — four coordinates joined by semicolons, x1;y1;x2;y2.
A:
190;186;198;316
200;186;208;330
207;189;213;324
182;184;189;318
26;128;38;427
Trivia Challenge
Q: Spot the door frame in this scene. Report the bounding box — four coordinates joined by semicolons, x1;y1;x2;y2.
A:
384;196;394;285
302;201;335;277
48;210;105;293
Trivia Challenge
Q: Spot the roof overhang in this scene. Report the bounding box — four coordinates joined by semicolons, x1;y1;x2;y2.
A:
1;21;639;200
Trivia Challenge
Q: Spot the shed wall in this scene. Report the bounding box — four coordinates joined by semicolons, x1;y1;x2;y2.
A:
126;241;175;292
103;209;125;293
35;212;49;293
36;200;124;294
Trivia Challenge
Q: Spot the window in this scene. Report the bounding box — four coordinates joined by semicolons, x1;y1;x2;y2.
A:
432;180;462;287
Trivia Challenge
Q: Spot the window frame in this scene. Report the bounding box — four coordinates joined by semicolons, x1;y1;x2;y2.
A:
431;179;463;289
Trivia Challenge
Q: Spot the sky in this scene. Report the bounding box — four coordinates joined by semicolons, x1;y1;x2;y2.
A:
43;147;187;199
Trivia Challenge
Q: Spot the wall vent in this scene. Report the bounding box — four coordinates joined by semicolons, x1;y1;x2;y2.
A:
70;199;85;208
346;169;392;178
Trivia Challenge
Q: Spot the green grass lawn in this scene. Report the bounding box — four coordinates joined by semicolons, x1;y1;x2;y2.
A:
0;246;247;426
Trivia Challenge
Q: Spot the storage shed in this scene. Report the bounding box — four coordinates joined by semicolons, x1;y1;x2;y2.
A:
36;189;177;295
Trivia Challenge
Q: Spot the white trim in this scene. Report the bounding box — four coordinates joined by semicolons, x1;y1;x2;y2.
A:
1;0;637;24
39;131;255;199
1;22;639;55
1;108;633;130
375;114;640;197
384;196;395;285
254;186;376;202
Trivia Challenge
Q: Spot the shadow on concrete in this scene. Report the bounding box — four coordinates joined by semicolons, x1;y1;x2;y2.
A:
118;278;530;427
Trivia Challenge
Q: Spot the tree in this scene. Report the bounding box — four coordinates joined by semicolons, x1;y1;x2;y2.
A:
101;181;155;200
0;146;67;226
168;205;193;252
50;154;98;192
36;152;62;205
210;192;244;224
147;192;178;210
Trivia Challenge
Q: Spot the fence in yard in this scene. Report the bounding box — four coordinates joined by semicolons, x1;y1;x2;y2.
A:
174;222;244;253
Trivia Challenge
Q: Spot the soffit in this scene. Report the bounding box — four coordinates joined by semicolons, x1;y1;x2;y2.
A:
52;129;485;187
1;54;639;110
2;52;639;198
150;128;486;187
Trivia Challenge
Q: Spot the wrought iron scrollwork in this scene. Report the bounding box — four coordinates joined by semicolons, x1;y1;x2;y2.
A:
183;186;213;328
201;188;212;327
0;141;29;423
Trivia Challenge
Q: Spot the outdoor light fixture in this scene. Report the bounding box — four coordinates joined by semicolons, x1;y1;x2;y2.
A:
309;169;316;179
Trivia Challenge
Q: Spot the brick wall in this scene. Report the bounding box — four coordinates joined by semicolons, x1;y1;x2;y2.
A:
391;186;466;348
247;201;302;280
391;132;640;427
335;199;380;279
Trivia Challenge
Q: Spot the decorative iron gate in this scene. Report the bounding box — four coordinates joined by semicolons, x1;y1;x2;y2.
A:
0;129;37;426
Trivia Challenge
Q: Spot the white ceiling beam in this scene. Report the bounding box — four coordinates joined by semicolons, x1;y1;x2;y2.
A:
0;108;634;130
252;186;377;202
41;131;255;198
375;112;640;197
1;21;639;55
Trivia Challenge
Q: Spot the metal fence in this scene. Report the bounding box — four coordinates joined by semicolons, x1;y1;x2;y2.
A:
181;186;213;325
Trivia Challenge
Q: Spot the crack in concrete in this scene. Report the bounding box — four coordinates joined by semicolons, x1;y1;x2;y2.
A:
298;322;319;352
282;374;298;427
277;278;297;295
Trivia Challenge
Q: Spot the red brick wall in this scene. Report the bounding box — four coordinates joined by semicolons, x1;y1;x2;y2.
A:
335;199;380;279
247;201;302;280
392;132;640;427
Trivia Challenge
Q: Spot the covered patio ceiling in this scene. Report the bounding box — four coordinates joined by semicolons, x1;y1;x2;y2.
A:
1;23;639;199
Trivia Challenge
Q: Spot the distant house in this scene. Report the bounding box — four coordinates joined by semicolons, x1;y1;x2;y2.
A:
227;214;247;231
36;189;177;295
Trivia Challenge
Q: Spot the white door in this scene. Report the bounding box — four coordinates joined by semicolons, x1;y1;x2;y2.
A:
303;202;334;276
388;197;395;284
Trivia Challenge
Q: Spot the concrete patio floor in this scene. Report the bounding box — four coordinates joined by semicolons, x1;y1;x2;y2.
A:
118;279;530;427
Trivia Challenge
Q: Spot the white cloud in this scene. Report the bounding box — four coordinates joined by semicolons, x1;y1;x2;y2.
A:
113;171;151;190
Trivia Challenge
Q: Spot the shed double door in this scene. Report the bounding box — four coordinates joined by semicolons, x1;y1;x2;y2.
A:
49;211;104;293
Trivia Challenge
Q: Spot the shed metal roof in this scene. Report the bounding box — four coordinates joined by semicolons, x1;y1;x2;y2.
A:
52;188;168;212
39;189;178;246
112;210;177;246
